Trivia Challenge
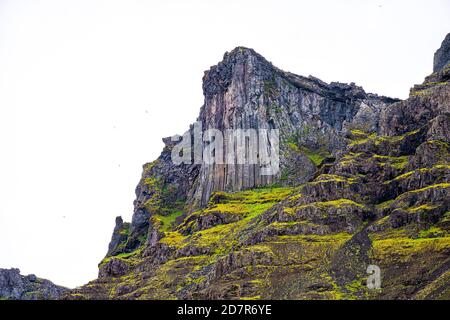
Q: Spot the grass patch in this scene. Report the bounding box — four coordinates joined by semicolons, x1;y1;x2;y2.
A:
372;237;450;263
419;227;447;238
155;210;184;232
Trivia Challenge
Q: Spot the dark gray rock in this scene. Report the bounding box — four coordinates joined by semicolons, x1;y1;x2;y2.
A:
434;33;450;73
98;259;130;278
0;268;68;300
107;46;400;260
191;47;398;207
106;216;130;256
71;35;450;300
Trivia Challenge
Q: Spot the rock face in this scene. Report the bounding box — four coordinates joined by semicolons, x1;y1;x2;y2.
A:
107;216;130;256
66;33;450;300
434;33;450;72
0;268;68;300
191;48;396;207
115;47;398;254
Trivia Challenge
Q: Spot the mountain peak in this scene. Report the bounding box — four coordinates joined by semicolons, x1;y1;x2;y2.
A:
224;46;267;60
202;46;274;99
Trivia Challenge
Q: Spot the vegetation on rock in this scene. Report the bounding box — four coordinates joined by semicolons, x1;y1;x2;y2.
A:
64;35;450;300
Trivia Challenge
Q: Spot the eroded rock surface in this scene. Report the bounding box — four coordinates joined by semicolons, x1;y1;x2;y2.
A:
113;46;399;258
66;35;450;300
434;33;450;72
64;33;450;300
0;268;68;300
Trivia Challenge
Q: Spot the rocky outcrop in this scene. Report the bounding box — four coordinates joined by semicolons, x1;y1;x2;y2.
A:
192;47;397;207
0;268;68;300
67;34;450;300
123;140;200;252
107;216;130;256
109;47;399;258
434;33;450;72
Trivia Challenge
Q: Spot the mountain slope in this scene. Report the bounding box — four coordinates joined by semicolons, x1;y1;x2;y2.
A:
109;47;398;255
65;33;450;300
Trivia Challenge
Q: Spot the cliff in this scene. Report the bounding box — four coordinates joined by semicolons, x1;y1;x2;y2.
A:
113;46;398;254
3;33;449;300
63;33;450;300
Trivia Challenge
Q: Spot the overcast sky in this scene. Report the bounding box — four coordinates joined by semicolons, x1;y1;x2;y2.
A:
0;0;449;288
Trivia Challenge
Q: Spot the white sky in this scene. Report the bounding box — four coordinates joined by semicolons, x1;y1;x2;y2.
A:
0;0;449;288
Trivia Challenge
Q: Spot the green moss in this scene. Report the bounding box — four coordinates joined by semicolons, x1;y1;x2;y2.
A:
418;227;447;238
270;221;303;227
191;222;240;253
306;152;326;166
373;129;421;146
239;187;293;202
376;199;395;210
411;81;448;96
387;165;450;184
138;234;147;244
369;225;412;241
414;270;450;299
205;203;248;214
427;139;449;148
338;159;357;167
155;210;184;232
344;279;366;294
350;129;371;137
206;187;292;218
408;183;450;194
294;145;331;167
275;232;352;244
342;152;363;160
371;237;450;263
348;132;376;146
408;204;439;213
294;199;365;211
372;154;409;170
99;245;145;268
310;174;357;185
316;174;348;181
180;188;294;253
285;137;330;167
160;231;187;248
119;226;130;236
185;275;207;286
390;171;415;182
143;176;162;188
374;215;390;225
143;160;158;174
441;212;450;224
240;295;262;300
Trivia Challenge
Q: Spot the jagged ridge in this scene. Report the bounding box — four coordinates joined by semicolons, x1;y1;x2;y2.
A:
110;46;400;254
0;33;427;300
63;36;450;300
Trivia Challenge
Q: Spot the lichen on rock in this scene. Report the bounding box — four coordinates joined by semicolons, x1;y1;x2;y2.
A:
62;33;450;300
